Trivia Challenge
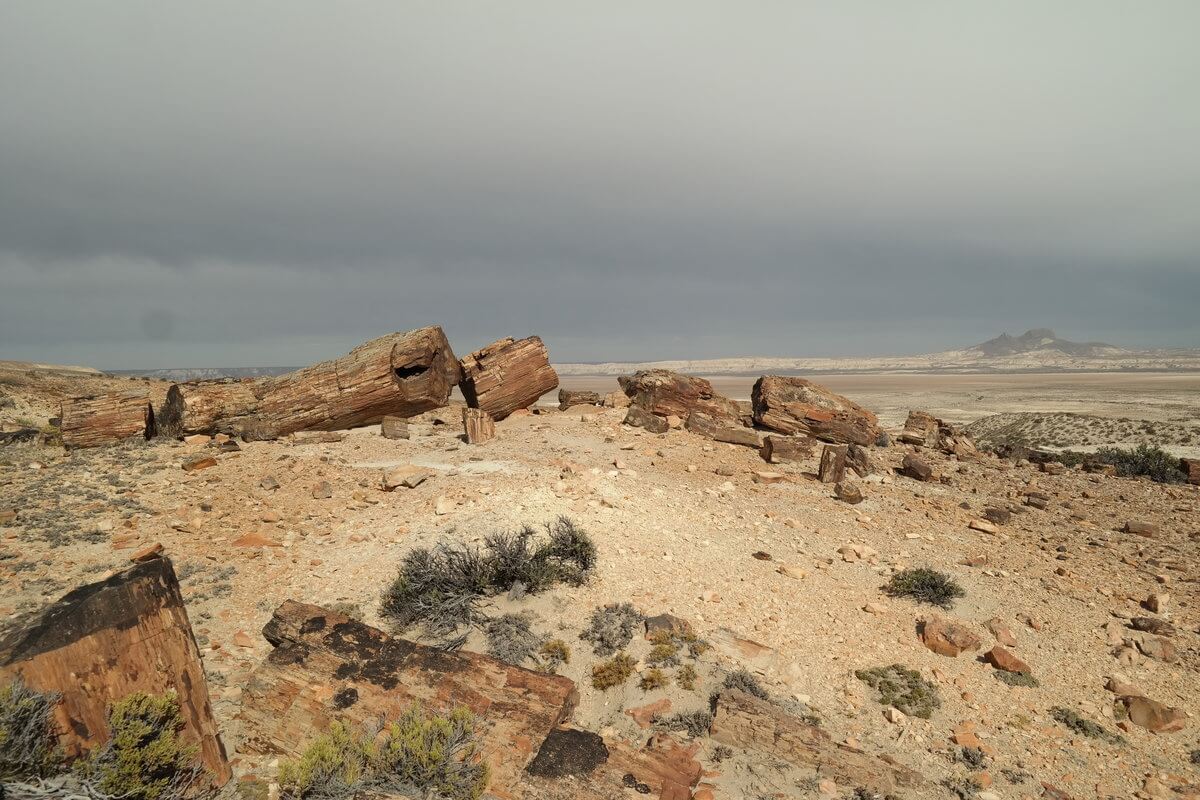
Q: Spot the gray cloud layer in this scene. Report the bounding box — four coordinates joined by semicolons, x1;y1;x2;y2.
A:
2;2;1198;368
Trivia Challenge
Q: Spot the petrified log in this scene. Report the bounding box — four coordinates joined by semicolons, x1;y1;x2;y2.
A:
239;601;577;799
710;690;925;795
558;389;601;410
160;327;460;438
459;336;559;421
157;379;259;437
0;556;230;784
60;391;156;449
684;411;761;448
902;453;936;482
846;443;875;477
623;405;669;433
818;444;848;484
899;410;979;460
1180;458;1199;486
619;370;742;426
759;434;817;464
751;376;881;446
463;407;496;444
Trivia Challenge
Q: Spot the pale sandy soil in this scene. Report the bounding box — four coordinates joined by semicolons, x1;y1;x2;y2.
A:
2;397;1198;799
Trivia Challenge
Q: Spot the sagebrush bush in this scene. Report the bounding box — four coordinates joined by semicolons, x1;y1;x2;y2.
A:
719;670;769;701
675;664;698;691
483;613;543;665
0;678;61;780
75;691;206;800
537;640;571;674
1096;444;1186;483
883;568;965;609
855;664;940;719
1050;707;1124;745
579;603;642;657
381;518;596;641
994;671;1039;689
638;669;667;691
656;710;712;738
278;706;488;800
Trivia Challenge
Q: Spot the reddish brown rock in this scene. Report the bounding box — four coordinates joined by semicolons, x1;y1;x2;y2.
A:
460;336;558;421
920;616;983;657
60;391;155;449
558;389;602;410
834;481;864;504
240;601;578;799
1181;457;1200;485
463;407;496;444
1123;520;1160;537
182;455;218;472
380;415;409;440
0;557;230;785
984;618;1018;647
526;728;701;800
898;410;979;458
625;698;672;729
760;434;817;464
129;542;164;562
1122;695;1187;733
685;411;762;448
818;444;848;484
1136;636;1177;663
624;405;670;433
751;376;881;445
985;645;1032;674
620;370;742;426
901;454;935;482
710;690;925;795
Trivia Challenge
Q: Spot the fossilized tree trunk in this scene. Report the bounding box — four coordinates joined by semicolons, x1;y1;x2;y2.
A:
0;556;230;785
159;326;461;438
60;391;156;449
752;376;881;446
619;370;742;426
459;336;559;421
239;601;577;799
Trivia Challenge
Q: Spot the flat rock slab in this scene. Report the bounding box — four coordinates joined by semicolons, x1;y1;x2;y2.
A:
239;601;578;799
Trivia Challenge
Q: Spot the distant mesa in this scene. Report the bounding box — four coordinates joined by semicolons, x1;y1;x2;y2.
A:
969;329;1122;358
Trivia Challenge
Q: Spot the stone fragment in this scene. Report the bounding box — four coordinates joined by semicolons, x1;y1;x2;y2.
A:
1136;636;1177;663
463;407;496;444
760;434;817;464
968;519;998;534
818;444;848;484
129;542;164;562
834;481;864;504
982;507;1011;525
1123;520;1159;537
558;389;601;410
984;618;1017;647
183;455;218;472
752;471;786;485
311;480;333;499
1122;696;1187;733
380;415;409;439
623;405;670;433
985;645;1031;674
901;454;935;482
1142;593;1169;614
233;532;283;547
920;615;983;657
382;465;433;491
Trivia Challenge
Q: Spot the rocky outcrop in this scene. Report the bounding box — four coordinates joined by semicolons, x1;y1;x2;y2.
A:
751;376;880;445
710;690;925;795
239;601;577;799
60;391;156;449
899;410;979;459
619;370;742;427
0;556;230;785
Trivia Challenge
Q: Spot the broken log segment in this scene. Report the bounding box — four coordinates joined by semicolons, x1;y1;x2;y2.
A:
710;689;925;795
752;375;881;446
684;411;762;448
160;326;460;438
0;556;231;785
558;389;601;410
760;434;817;464
459;336;559;421
463;407;496;444
60;391;156;449
241;601;577;799
619;369;742;427
818;444;848;484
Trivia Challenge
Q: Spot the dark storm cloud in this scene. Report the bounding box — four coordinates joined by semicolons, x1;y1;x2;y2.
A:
1;1;1198;368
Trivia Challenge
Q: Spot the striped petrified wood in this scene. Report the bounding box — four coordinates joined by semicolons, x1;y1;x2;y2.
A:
239;601;578;800
60;391;155;449
459;336;559;421
0;556;231;786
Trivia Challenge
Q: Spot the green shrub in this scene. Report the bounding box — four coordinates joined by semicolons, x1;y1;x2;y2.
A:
381;518;595;641
0;678;61;780
675;664;698;691
75;691;205;800
994;671;1039;688
579;603;642;657
855;664;940;719
537;640;571;674
638;669;667;691
1049;707;1124;745
1096;444;1186;483
278;706;488;800
883;568;965;609
591;653;636;690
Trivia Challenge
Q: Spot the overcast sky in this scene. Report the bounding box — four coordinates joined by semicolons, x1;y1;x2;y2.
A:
1;2;1198;368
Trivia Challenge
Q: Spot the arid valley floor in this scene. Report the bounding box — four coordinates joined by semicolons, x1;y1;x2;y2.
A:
1;362;1198;800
